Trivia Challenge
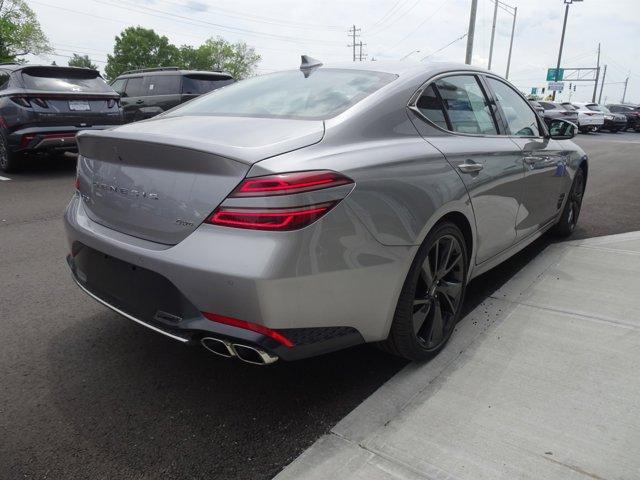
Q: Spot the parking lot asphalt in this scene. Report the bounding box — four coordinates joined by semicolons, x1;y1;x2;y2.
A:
1;132;639;479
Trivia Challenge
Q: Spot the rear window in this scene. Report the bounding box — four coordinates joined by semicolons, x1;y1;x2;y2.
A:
21;68;113;93
539;102;556;110
586;104;603;112
166;68;397;120
562;104;576;111
182;75;234;94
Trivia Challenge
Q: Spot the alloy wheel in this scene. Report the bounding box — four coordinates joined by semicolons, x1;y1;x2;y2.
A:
412;234;465;350
0;140;8;170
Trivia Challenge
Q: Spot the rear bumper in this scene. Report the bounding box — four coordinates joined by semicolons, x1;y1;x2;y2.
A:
577;116;604;127
7;125;119;152
64;195;415;360
603;119;627;130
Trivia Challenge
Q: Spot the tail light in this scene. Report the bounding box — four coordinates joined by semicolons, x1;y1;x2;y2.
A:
20;134;35;148
11;96;31;108
32;98;49;108
74;176;80;191
202;312;294;347
206;170;354;231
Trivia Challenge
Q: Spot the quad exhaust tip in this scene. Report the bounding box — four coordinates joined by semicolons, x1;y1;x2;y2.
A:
201;337;279;365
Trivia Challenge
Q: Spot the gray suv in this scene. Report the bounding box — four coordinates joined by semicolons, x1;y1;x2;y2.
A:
0;63;123;172
109;67;234;123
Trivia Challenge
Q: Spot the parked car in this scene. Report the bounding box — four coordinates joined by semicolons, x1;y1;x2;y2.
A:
0;63;123;172
606;103;640;132
529;100;545;116
589;105;627;133
110;67;235;123
561;102;604;133
65;61;587;364
537;101;579;125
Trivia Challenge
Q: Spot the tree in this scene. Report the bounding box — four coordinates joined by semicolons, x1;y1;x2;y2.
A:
0;0;51;63
68;53;97;70
178;37;260;79
104;27;180;80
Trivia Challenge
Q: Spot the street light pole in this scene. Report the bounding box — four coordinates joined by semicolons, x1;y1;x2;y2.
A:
488;0;499;70
598;64;607;104
552;0;583;100
505;6;517;79
591;43;600;103
465;0;478;65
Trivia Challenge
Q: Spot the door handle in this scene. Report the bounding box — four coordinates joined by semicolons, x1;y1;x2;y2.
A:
458;160;484;174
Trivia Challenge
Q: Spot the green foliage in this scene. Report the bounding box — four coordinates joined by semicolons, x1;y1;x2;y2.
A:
105;27;180;80
178;37;261;80
0;0;51;63
68;53;97;70
105;27;261;81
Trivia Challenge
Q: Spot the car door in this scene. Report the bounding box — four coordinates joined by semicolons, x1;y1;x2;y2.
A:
484;76;568;239
119;76;145;123
413;74;525;264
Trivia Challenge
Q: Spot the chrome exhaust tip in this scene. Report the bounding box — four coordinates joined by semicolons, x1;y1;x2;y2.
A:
232;343;279;365
201;337;234;358
200;337;278;365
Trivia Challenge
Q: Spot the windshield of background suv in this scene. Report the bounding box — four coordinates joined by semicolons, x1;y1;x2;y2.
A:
21;68;113;93
167;69;397;120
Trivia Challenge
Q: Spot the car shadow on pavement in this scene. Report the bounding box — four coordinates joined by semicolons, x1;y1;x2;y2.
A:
35;231;568;480
42;311;406;479
8;153;77;178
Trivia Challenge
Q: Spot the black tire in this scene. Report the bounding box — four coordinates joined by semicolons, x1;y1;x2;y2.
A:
0;134;21;173
382;222;468;361
551;168;586;238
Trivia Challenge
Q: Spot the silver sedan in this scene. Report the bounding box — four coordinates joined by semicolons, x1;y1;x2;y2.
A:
65;59;587;364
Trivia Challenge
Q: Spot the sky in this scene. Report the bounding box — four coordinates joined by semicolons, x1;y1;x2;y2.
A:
26;0;640;103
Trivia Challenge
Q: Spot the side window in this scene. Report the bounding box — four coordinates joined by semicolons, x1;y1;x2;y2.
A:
110;78;127;95
487;77;540;137
433;75;498;135
145;75;180;95
0;70;9;89
124;77;144;97
416;84;448;130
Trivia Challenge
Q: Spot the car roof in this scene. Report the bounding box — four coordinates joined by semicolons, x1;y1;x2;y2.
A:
313;60;491;79
116;69;233;79
0;63;99;74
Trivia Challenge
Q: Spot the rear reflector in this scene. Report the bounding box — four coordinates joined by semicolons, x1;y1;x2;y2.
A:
206;202;336;231
202;312;294;347
231;171;353;197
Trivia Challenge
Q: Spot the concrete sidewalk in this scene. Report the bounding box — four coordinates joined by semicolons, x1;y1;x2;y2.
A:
275;232;640;480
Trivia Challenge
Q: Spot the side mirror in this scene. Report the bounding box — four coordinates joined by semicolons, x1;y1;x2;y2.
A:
546;118;577;140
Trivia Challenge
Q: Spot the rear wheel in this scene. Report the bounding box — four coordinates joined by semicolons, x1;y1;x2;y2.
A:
382;222;468;361
551;168;585;237
0;135;20;173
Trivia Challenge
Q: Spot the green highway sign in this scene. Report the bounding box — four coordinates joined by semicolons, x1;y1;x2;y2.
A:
547;68;564;81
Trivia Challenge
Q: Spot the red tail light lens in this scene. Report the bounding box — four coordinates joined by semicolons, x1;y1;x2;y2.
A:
74;176;80;191
202;312;294;347
231;171;353;197
207;202;335;231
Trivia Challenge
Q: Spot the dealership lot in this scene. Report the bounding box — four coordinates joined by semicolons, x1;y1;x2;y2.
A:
1;132;640;479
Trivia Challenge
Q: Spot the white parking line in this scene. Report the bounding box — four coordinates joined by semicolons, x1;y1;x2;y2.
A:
0;175;10;181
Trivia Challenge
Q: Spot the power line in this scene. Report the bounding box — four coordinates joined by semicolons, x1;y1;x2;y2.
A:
92;0;344;46
421;33;467;61
372;0;409;26
393;0;450;47
367;0;424;36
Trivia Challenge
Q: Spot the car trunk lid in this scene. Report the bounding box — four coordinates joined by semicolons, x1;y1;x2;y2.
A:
76;116;324;245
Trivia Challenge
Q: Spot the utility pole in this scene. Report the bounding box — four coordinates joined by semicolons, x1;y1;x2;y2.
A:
348;25;361;62
488;0;499;70
464;0;478;65
505;5;517;79
552;2;570;100
622;76;629;103
598;64;607;104
591;43;601;103
358;41;367;61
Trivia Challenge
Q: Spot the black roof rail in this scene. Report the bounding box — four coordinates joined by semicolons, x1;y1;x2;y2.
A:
0;62;19;66
119;66;180;75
